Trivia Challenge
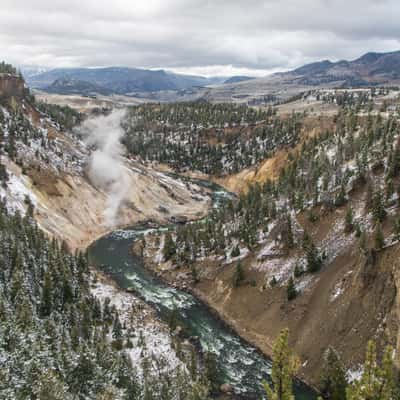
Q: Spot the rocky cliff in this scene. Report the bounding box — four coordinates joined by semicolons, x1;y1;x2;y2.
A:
0;73;25;99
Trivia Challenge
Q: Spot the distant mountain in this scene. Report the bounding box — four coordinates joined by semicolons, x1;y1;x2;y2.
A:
27;67;222;95
199;50;400;105
20;65;50;79
26;50;400;101
288;50;400;86
223;76;255;84
45;77;113;96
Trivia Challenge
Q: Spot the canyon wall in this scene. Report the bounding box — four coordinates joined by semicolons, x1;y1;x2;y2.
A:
0;74;25;99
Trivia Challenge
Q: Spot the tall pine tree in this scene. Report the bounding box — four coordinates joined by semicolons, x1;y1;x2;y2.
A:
263;329;299;400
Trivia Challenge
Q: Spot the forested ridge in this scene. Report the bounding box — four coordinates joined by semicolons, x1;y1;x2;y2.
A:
0;199;213;399
144;103;400;397
161;107;400;270
0;62;18;75
0;202;139;398
35;101;83;131
122;103;302;175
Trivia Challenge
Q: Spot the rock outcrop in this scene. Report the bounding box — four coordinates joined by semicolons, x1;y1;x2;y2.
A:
0;74;25;99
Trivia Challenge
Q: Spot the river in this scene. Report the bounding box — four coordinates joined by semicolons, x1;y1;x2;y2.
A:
88;180;316;399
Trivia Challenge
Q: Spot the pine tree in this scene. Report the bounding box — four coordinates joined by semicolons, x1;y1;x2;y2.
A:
286;277;297;301
33;370;69;400
372;191;387;222
263;329;299;400
293;263;304;278
397;184;400;208
189;347;197;381
270;276;278;287
388;139;400;178
16;294;33;329
378;346;396;400
344;206;354;233
335;184;347;207
40;271;53;317
191;264;199;283
204;352;219;392
374;222;385;250
359;230;368;255
163;232;176;261
282;214;294;248
0;162;8;187
24;195;35;218
385;178;394;202
112;315;123;341
320;347;347;400
346;342;395;400
231;244;240;258
302;231;312;252
232;262;244;287
365;182;374;211
393;218;400;242
306;242;323;273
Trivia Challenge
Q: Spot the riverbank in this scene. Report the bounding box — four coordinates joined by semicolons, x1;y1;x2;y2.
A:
137;239;318;393
90;268;185;371
33;155;212;252
136;188;400;392
83;171;316;398
88;225;316;399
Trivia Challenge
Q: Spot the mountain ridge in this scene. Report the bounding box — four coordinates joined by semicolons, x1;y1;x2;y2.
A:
289;50;400;82
27;50;400;101
27;66;225;94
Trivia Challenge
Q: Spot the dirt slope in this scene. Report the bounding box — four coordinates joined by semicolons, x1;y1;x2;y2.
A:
1;102;211;250
193;239;399;385
214;115;335;193
142;184;400;387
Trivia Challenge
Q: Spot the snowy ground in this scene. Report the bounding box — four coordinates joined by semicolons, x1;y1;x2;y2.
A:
91;275;185;377
0;169;37;215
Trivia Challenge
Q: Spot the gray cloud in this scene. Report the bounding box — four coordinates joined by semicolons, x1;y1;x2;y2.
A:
1;0;399;76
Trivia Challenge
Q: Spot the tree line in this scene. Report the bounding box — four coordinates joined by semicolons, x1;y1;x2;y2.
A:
122;103;302;175
158;106;400;297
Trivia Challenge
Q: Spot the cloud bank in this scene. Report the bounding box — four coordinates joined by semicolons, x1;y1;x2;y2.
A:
1;0;399;76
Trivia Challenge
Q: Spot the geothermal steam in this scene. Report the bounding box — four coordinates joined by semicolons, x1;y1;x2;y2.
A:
79;109;130;226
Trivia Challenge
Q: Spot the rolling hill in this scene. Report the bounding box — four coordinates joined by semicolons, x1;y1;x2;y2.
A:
27;66;224;94
288;50;400;85
201;50;400;104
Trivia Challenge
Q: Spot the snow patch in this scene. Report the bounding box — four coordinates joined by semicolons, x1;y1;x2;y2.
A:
347;366;363;383
91;278;185;377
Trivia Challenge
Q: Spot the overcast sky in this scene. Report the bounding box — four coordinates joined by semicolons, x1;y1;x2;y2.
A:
1;0;399;77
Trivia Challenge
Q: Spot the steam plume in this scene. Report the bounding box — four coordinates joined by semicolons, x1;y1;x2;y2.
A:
79;109;130;226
